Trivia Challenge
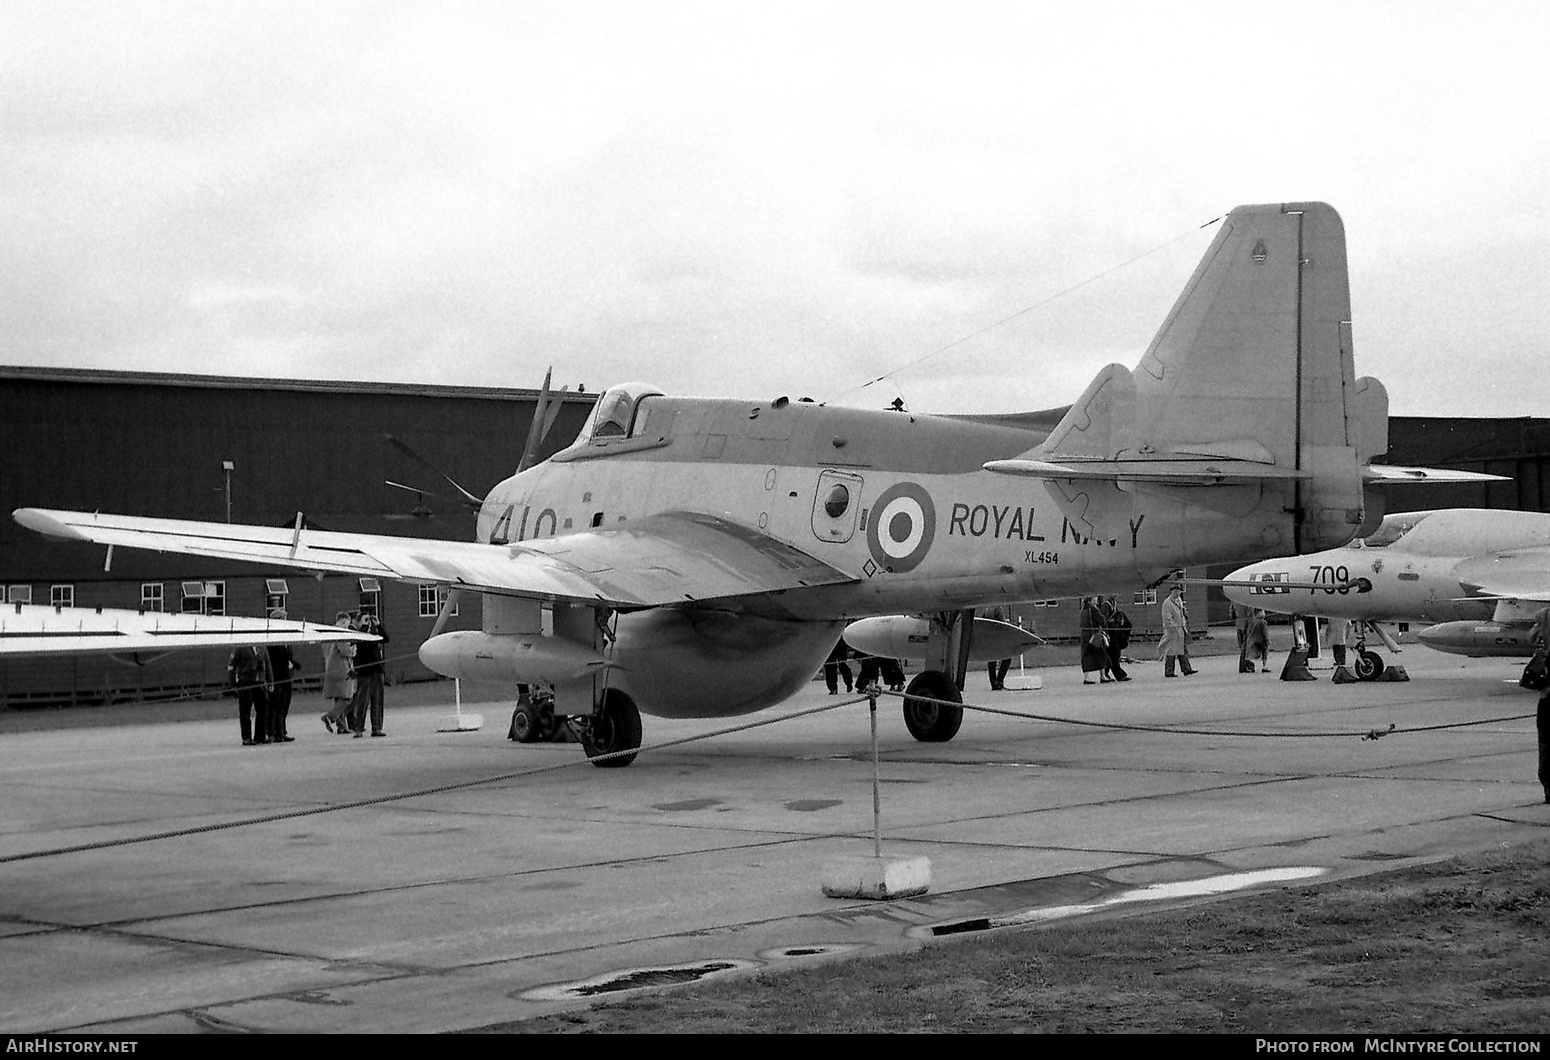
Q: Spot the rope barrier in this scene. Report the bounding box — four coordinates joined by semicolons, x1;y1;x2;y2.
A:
0;695;864;864
881;687;1535;739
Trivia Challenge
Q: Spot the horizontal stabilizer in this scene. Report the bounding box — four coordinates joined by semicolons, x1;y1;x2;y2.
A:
982;457;1309;486
1362;465;1510;485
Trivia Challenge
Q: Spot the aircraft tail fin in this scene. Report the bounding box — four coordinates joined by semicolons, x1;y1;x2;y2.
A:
1031;202;1372;552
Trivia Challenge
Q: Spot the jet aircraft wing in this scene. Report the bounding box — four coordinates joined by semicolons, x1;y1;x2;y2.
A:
13;508;857;609
0;604;377;659
1454;548;1550;604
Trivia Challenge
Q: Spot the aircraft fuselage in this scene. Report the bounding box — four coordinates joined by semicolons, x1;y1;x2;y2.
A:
480;394;1316;622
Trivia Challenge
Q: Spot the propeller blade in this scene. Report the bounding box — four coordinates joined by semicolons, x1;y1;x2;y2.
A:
516;367;553;474
384;435;483;511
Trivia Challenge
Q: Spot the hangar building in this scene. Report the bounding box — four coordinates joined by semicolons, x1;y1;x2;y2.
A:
0;366;595;706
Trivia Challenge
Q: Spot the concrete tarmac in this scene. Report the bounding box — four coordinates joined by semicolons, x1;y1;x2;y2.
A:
2;644;1547;1033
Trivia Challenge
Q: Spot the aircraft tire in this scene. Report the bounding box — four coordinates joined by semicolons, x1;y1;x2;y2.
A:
510;701;544;743
1354;650;1384;682
902;670;964;743
583;689;642;768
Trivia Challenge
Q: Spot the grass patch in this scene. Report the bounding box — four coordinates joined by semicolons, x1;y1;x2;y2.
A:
483;840;1550;1034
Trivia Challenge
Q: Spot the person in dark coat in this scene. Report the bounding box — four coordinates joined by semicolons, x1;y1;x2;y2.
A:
1100;596;1130;682
348;613;389;737
265;609;299;742
1079;597;1109;685
1539;689;1550;804
823;637;854;694
228;643;274;746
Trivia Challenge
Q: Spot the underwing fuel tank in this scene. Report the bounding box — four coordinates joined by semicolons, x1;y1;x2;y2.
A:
418;630;612;685
845;616;1041;664
1416;621;1537;658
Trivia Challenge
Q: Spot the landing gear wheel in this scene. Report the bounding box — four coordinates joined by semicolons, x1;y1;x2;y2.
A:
582;689;643;768
902;670;964;743
510;700;544;743
1354;649;1384;682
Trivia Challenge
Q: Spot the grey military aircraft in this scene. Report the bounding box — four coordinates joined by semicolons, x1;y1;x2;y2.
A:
1223;508;1547;678
17;202;1463;765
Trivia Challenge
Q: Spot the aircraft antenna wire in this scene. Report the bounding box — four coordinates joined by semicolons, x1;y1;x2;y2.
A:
850;214;1223;396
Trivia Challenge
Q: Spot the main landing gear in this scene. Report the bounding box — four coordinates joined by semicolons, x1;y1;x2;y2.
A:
574;688;642;768
901;671;963;742
898;609;973;743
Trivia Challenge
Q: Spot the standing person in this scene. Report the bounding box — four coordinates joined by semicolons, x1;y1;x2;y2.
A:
320;612;357;734
879;657;905;692
1327;616;1353;668
1079;597;1108;685
350;613;389;737
1234;601;1254;671
265;609;299;742
1246;608;1272;672
984;603;1013;691
1160;584;1196;677
823;637;854;695
1101;596;1131;682
1539;687;1550;804
228;642;274;746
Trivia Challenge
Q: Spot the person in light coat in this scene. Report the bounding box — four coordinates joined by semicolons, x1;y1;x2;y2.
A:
320;612;357;734
1159;584;1196;678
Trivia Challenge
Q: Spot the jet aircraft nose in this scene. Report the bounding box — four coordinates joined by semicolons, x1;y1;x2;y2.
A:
1222;560;1274;608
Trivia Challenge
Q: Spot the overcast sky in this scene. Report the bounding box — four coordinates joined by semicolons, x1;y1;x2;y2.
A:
2;1;1547;417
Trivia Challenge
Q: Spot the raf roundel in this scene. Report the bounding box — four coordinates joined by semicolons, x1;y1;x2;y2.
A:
866;482;936;573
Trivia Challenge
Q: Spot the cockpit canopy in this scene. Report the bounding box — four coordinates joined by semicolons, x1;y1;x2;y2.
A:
1357;511;1435;548
571;382;664;447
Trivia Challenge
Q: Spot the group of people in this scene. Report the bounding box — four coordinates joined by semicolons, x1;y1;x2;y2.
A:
228;609;390;745
823;638;905;694
1078;595;1135;684
321;611;390;738
227;609;300;745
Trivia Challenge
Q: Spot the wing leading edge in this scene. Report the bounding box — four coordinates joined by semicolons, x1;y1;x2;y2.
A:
12;508;857;609
0;605;378;658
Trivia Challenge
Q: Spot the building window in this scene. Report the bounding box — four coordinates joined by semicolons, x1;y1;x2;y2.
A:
358;577;381;617
419;585;458;618
141;583;164;612
50;584;74;608
265;578;290;612
1032;599;1060;608
1132;589;1158;606
181;580;226;616
5;585;31;605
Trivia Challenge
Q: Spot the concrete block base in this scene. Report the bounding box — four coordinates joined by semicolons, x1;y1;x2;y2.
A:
1002;673;1043;691
821;855;932;900
436;713;484;732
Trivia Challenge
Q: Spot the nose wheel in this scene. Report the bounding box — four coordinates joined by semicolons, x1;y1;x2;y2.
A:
1353;649;1385;681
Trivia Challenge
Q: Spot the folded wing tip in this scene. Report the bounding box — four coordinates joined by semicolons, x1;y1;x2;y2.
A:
13;508;88;542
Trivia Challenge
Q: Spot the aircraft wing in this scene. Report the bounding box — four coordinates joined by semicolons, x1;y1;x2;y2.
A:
0;605;377;659
13;508;857;609
1454;548;1550;604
